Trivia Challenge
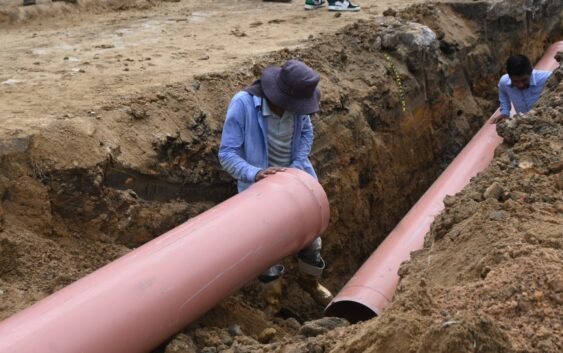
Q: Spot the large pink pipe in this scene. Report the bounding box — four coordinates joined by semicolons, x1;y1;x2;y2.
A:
0;168;329;353
325;41;563;323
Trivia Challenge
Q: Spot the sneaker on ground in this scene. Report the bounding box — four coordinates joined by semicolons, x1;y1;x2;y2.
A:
304;0;326;10
328;0;360;11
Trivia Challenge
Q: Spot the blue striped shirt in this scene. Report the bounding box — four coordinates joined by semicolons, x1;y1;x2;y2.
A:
498;69;552;116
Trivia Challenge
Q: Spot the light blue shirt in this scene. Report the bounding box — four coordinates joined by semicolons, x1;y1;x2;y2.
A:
218;92;316;192
498;69;552;116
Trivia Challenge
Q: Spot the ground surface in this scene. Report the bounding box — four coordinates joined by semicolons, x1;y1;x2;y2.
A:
1;0;428;133
0;0;562;352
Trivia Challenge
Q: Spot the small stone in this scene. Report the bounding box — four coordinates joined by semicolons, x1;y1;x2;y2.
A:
483;182;503;200
130;106;148;120
164;333;197;353
300;324;327;337
518;159;535;170
258;328;277;344
235;335;259;346
284;317;301;330
300;317;348;337
489;210;509;221
307;343;324;353
469;191;483;202
228;324;243;337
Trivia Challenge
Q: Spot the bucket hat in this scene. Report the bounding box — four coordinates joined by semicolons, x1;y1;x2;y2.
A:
261;60;321;115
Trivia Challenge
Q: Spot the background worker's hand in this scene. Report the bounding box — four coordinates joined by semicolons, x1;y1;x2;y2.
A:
491;114;510;124
255;167;286;181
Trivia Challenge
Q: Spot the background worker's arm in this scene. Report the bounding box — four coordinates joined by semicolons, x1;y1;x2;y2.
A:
492;81;512;123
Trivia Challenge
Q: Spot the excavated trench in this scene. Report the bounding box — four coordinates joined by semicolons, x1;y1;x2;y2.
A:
0;0;562;352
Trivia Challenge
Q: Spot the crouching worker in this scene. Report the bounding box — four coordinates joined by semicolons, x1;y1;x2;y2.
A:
492;54;552;123
218;60;333;314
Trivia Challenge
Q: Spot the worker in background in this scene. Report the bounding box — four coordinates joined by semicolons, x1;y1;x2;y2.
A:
218;60;333;314
262;0;360;12
492;54;552;123
304;0;360;11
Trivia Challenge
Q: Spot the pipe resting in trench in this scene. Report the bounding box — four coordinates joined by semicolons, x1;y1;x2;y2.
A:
325;41;563;323
0;169;329;353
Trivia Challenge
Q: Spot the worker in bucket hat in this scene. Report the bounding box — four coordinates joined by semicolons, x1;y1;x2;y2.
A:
218;60;333;314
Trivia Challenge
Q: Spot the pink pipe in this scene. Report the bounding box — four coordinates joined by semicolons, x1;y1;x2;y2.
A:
0;168;329;353
325;41;563;323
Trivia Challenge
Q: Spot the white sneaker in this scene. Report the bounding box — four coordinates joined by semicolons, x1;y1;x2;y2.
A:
328;0;360;11
304;0;326;10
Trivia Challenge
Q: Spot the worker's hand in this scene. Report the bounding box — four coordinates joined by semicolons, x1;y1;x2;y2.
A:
255;167;286;181
491;114;510;124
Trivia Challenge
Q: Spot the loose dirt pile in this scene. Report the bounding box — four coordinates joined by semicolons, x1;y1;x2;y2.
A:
0;0;562;352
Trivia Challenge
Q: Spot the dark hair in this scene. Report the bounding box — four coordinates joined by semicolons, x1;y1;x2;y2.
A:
506;55;533;76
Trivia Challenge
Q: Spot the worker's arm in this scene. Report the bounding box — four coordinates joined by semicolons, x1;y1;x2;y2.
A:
290;115;314;170
218;97;262;183
492;80;511;124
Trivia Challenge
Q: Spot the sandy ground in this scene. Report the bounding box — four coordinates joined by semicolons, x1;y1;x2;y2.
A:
0;0;431;134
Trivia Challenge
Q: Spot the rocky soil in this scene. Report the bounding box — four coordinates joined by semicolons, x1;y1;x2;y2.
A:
0;0;561;352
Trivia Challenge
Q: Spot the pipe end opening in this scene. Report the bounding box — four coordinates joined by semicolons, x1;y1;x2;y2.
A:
324;300;378;324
